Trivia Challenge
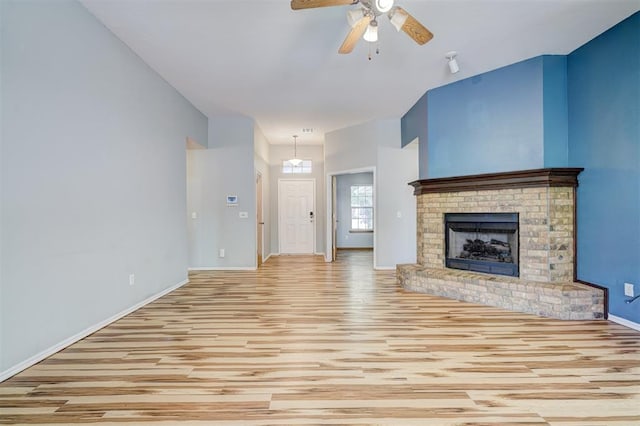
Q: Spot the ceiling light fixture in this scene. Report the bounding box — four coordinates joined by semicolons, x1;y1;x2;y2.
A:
446;51;460;74
289;135;302;166
363;20;378;43
388;6;408;32
347;8;365;28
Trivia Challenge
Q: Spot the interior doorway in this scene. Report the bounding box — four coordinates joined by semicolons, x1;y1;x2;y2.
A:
335;172;374;250
326;167;376;267
278;179;315;254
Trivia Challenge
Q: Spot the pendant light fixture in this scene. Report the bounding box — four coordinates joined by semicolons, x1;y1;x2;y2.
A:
289;135;302;166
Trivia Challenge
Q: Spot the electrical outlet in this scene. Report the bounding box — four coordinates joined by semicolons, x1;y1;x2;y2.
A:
219;248;225;258
129;274;135;286
624;282;634;297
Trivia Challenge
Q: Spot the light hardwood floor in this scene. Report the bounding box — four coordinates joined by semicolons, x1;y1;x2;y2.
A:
1;250;639;425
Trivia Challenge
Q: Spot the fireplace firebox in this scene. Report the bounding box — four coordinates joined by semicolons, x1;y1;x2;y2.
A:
445;213;519;277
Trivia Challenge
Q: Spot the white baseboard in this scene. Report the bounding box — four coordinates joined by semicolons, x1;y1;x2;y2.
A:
608;314;640;332
188;266;256;271
0;278;189;383
263;253;273;262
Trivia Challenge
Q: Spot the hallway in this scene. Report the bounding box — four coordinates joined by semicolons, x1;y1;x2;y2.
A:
1;251;639;424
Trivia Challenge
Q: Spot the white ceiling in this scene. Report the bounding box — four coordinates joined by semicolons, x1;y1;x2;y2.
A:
81;0;639;145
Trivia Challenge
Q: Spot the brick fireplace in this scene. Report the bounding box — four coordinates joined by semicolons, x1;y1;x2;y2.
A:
397;168;605;320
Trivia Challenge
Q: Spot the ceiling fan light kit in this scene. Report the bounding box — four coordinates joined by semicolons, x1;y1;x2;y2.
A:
363;20;378;42
388;7;408;31
290;0;433;55
346;8;365;27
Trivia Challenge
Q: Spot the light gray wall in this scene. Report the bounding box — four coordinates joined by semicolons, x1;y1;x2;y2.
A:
254;125;271;262
325;119;417;268
269;144;325;255
187;116;256;269
376;126;418;267
325;121;379;175
0;0;207;374
336;173;374;248
0;0;5;370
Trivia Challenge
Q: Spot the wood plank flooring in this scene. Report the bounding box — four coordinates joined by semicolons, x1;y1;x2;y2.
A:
1;250;639;425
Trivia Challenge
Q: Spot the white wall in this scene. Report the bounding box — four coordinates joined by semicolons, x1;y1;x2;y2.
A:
269;144;325;255
0;0;207;376
187;116;256;269
325;119;417;269
336;173;374;248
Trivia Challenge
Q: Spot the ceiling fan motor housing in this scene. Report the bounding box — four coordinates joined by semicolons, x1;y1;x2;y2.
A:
362;0;394;15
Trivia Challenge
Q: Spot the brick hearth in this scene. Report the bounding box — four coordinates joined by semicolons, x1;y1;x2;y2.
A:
397;168;605;320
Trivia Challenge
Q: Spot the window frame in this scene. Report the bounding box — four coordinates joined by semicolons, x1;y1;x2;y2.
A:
349;184;374;232
282;159;312;174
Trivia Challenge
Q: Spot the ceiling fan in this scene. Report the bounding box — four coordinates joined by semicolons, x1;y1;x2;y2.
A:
290;0;433;54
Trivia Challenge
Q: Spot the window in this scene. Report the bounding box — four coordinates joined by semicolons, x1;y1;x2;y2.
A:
350;184;373;231
282;160;312;174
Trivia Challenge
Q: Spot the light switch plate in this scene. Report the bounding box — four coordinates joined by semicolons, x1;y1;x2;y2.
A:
239;211;249;218
624;283;634;297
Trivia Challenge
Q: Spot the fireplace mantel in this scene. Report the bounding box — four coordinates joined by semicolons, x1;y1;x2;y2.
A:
409;168;584;195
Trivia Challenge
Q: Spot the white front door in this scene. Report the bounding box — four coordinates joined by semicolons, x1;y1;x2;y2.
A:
279;179;315;254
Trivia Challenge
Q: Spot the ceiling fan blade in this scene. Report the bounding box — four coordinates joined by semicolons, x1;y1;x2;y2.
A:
395;7;433;45
338;15;371;54
291;0;357;10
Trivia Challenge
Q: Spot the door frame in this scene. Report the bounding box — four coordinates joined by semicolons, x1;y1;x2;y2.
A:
325;167;376;267
277;178;316;255
256;171;263;267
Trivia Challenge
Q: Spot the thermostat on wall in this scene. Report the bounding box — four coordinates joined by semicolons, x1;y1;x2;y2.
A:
227;195;238;206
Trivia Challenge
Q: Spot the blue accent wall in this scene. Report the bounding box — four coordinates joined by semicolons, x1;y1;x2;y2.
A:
399;12;639;324
568;12;640;323
426;57;545;178
543;55;569;167
401;92;429;178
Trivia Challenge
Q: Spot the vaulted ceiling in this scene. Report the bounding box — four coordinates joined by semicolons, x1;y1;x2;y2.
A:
81;0;639;145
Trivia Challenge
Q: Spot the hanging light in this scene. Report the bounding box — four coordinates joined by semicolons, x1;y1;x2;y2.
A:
363;20;378;43
388;6;408;32
289;135;302;166
347;8;365;28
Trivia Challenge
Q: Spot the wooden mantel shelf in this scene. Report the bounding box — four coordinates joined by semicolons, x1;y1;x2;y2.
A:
409;168;584;195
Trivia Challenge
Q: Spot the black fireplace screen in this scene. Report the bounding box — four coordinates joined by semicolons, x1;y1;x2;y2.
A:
445;213;519;277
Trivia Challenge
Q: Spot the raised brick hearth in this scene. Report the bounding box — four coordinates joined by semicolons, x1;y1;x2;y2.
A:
397;168;605;320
